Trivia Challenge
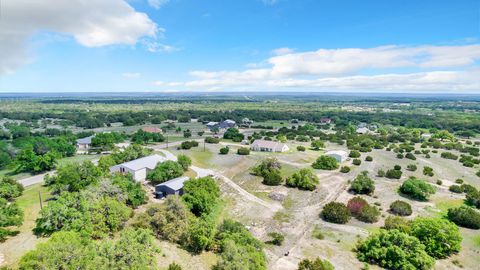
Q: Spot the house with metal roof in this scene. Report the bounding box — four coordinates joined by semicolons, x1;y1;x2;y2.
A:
155;176;190;198
325;150;348;162
110;154;166;181
250;139;289;152
206;119;236;131
142;126;163;134
76;135;95;153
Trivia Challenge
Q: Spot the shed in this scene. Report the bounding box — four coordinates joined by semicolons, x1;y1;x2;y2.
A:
326;150;348;163
110;154;166;181
155;176;190;198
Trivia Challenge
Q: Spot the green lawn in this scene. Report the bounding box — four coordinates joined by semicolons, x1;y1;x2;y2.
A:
57;154;101;166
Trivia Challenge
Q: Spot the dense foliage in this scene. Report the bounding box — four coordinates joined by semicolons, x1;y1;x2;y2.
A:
286;168;319;191
312;155;338;170
320;202;351;224
349;171;375;195
447;206;480;229
399;177;435;201
389;200;412;216
297;258;334;270
147;160;184;185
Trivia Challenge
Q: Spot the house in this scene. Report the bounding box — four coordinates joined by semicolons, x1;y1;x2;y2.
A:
326;150;348;162
76;135;95;152
155;176;190;198
319;118;332;125
142;126;163;134
110;154;166;181
206;119;236;131
356;127;371;134
206;121;219;130
250;139;289;152
241;118;254;127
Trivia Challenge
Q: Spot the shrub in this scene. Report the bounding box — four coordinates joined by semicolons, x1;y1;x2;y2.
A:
356;229;434;270
177;154;192;171
297;145;306;152
365;156;373;162
286;168;319;191
205;137;220;144
441;152;458;160
383;216;410;233
410;217;462;259
466;189;480;209
237;147;250;155
447;206;480;229
262;170;283;186
180;141;199;149
461;184;477;194
406;164;417;171
396;153;404;159
436;180;442;185
377;169;385;177
389;200;412;216
449;185;463;193
423;166;434;177
385;169;402;179
357;205;380;223
349;150;361;158
340;166;351;173
455;178;464;184
147;161;184;185
312;156;338;170
394;165;401;170
0;176;24;201
399;177;436;201
219;147;229;155
266;232;284;246
405;153;416;160
349;172;375;195
352;159;361;166
320;202;351;224
347;196;368;216
298;258;334;270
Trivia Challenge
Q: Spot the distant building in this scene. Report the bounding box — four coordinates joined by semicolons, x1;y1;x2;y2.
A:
319;118;332;125
326;150;348;162
241;118;254;127
76;135;95;152
142;126;163;134
356;127;370;134
110;154;166;181
206;119;236;131
250;139;289;152
155;176;190;198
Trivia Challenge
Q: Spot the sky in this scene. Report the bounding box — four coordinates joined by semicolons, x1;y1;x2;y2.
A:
0;0;479;93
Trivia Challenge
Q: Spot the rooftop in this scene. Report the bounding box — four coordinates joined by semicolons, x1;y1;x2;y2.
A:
76;135;94;144
115;154;166;171
251;139;287;151
156;176;190;191
326;150;347;156
142;126;162;133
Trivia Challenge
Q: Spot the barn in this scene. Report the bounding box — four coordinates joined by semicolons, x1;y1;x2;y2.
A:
155;176;190;198
110;154;166;181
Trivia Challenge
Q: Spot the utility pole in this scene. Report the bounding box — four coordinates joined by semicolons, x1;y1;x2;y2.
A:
204;140;206;152
166;135;169;149
38;191;43;210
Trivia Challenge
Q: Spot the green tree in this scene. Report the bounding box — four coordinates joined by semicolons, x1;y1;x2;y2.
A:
45;161;103;194
349;171;375;195
320;202;351;224
111;174;146;208
409;217;462;259
399;177;436;201
182;176;220;216
147;161;184;185
286;168;319;191
310;140;325;150
177;154;192;171
312;156;338;170
389;200;412;216
298;257;334;270
0;198;23;227
447;206;480;229
0;176;24;201
356;229;434;270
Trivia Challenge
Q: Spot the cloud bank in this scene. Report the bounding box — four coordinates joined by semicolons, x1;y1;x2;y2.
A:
0;0;159;74
154;44;480;92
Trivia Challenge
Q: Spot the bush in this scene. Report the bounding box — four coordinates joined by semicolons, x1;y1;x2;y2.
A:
349;172;375;195
356;229;435;270
383;216;410;233
298;258;334;270
237;147;250;155
340;166;351;173
405;153;416;160
147;161;184;185
447;206;480;229
349;150;361;158
399;177;436;201
180;141;199;150
312;156;338;170
219;147;229;155
320;202;351;224
423;166;434;177
365;156;373;162
182;176;220;217
205;137;220;144
466;188;480;209
406;164;417;171
352;159;361;166
410;217;462;259
347;196;368;216
357;205;380;223
385;169;402;179
377;169;385;177
286;168;319;191
455;178;464;184
262;170;283;186
297;145;306;152
436;180;442;185
389;200;412;216
449;185;463;193
394;165;401;170
266;232;284;246
177;154;192;171
441;152;458;160
0;176;24;201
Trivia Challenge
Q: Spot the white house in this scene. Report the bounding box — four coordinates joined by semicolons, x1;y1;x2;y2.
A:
326;150;348;163
250;140;289;152
110;154;166;181
356;127;371;134
76;135;95;153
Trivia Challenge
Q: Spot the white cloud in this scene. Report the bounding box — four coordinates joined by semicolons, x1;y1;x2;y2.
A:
148;0;170;10
143;41;180;53
272;47;294;55
122;72;141;79
0;0;159;74
153;44;480;92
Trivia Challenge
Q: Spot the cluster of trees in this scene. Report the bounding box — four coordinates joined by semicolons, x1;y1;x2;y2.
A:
399;177;436;201
286;168;319;191
19;228;159;269
252;158;283;186
91;132;125;150
131;129;164;145
97;144;153;172
0;176;24;242
147;161;185;185
357;216;463;269
312;155;338;170
180;140;199;150
223;128;245;142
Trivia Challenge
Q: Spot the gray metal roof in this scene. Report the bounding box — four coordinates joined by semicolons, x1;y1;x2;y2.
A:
76;135;94;145
113;154;166;171
157;176;190;191
251;139;287;152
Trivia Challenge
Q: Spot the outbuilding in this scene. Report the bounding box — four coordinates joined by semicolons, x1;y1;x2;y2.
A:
325;150;348;163
76;135;95;153
250;139;289;152
110;154;166;181
155;176;190;198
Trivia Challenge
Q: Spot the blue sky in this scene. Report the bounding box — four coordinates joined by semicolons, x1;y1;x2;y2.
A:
1;0;479;92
